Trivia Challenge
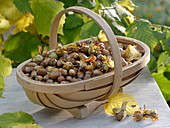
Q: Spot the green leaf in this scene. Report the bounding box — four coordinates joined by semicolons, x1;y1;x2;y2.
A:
0;0;23;22
13;0;32;13
64;14;83;30
98;0;114;7
3;32;41;66
126;19;160;52
0;111;35;128
152;67;170;101
147;54;157;72
77;0;95;9
157;52;169;67
0;73;5;98
0;54;12;77
31;0;65;36
162;38;170;52
59;26;82;45
80;20;101;39
58;0;78;8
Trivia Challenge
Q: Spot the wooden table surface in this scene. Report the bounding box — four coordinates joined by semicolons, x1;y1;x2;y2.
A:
1;67;170;128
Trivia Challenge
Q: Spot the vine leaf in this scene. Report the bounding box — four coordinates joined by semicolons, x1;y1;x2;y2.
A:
126;19;162;52
31;0;65;36
104;92;139;115
59;0;78;8
152;65;170;101
3;32;41;66
64;14;83;30
59;26;82;45
117;0;136;12
0;111;40;128
13;0;32;13
0;0;23;22
12;12;34;34
157;52;169;67
80;20;101;39
77;0;95;9
0;54;12;77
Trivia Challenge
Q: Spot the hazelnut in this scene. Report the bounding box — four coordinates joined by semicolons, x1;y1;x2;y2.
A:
92;69;103;76
49;71;60;80
60;81;70;84
32;54;43;63
27;62;37;67
69;69;76;76
102;49;110;56
46;79;53;83
37;68;47;76
23;66;31;73
66;76;73;81
35;75;43;81
71;78;78;82
83;74;91;80
49;52;58;59
77;71;84;78
57;76;65;83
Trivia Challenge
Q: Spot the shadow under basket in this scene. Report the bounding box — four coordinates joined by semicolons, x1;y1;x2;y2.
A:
16;6;150;119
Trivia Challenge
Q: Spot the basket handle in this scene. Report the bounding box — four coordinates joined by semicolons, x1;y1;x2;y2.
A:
49;6;122;98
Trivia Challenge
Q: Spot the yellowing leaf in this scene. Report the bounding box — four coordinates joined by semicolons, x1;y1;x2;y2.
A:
117;0;136;12
0;14;11;34
104;92;139;115
12;12;34;34
0;54;12;77
12;124;42;128
0;0;23;22
124;45;142;62
98;30;108;42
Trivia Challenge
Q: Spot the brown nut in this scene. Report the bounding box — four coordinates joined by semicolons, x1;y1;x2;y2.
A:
35;75;43;81
57;76;65;83
92;69;103;76
60;81;70;84
31;70;37;78
46;66;54;72
69;69;76;76
102;49;110;56
43;74;50;81
85;71;92;75
77;71;84;79
57;59;63;67
83;74;91;80
37;68;47;76
60;68;67;76
71;78;78;82
46;79;53;83
49;71;60;80
66;76;73;81
32;54;43;63
23;66;31;73
27;62;37;67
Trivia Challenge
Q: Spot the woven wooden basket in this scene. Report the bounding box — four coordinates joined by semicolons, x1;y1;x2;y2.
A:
16;6;150;119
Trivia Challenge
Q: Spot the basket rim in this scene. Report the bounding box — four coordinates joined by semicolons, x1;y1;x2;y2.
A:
16;36;150;93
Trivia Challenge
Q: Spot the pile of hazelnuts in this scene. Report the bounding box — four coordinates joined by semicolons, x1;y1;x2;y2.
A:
22;34;142;84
